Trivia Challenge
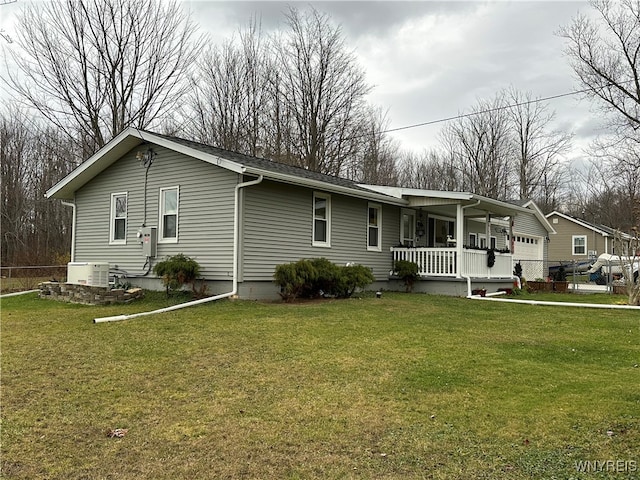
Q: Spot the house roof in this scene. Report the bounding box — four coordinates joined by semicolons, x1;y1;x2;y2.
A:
46;128;406;205
359;185;535;218
545;210;630;239
45;128;538;221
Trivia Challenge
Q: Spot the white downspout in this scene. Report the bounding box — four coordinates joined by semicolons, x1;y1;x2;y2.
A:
61;200;76;262
461;200;481;297
509;215;519;291
455;204;464;279
94;174;264;323
230;174;264;295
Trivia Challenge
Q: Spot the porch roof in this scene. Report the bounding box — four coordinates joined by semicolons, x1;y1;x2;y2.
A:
358;186;533;218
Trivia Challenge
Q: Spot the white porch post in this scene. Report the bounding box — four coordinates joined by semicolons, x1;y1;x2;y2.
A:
509;216;514;254
485;213;491;247
456;203;464;278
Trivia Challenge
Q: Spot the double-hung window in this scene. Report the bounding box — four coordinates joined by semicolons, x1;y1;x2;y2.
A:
469;233;477;248
313;192;331;247
367;203;382;251
479;235;497;250
109;192;127;244
572;235;586;255
159;186;179;243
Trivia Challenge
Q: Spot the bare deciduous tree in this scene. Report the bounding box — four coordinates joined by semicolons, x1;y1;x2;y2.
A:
349;107;400;185
584;136;640;230
613;229;640;305
505;87;572;200
559;0;640;134
273;7;371;176
559;0;640;215
397;148;462;191
440;95;515;199
6;0;203;157
1;108;75;265
189;19;270;156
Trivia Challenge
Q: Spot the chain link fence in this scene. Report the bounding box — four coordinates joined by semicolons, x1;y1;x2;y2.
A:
0;265;67;294
514;258;627;293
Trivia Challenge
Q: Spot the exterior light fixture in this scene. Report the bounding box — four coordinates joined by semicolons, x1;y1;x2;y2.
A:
136;147;155;168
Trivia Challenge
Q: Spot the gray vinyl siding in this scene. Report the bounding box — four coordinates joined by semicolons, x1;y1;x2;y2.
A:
464;218;508;249
241;180;399;281
74;145;237;279
513;212;547;238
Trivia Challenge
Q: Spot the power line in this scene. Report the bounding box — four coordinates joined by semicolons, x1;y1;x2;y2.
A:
381;86;596;136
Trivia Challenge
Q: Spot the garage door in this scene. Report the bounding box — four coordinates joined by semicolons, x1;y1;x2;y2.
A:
513;234;544;280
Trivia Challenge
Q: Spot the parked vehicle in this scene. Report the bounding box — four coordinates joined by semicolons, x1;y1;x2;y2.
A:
587;253;639;283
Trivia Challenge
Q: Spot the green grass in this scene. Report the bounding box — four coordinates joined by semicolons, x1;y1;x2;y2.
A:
2;292;639;479
518;290;631;305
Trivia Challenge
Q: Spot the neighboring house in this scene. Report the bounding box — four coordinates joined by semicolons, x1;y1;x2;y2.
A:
545;211;630;266
47;128;548;299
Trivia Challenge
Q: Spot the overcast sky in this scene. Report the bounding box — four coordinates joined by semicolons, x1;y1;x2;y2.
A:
179;0;601;167
2;1;602;166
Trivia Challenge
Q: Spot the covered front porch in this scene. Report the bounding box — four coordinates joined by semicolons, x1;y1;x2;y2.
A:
360;186;534;285
390;246;514;279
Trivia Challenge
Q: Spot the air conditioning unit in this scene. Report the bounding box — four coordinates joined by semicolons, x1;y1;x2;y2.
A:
67;262;110;287
588;250;597;257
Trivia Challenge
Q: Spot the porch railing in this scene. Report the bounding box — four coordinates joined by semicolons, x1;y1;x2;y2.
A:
392;247;457;277
391;247;513;279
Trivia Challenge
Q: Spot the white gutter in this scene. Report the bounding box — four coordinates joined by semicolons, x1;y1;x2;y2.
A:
61;200;76;261
94;174;264;323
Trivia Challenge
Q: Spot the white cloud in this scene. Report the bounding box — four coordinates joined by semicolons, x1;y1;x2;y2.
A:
3;0;603;161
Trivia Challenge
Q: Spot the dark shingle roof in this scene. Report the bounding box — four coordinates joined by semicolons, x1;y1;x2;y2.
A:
151;132;377;194
553;211;623;236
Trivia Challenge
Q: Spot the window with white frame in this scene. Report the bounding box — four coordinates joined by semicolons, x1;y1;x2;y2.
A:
110;192;127;244
313;192;331;247
572;235;586;255
479;235;497;249
159;186;179;242
367;203;382;251
469;233;477;247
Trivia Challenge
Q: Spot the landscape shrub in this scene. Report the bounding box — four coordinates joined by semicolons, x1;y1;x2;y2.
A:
394;260;419;292
553;265;567;282
274;258;374;301
335;264;375;298
153;254;201;297
273;259;318;301
309;258;341;295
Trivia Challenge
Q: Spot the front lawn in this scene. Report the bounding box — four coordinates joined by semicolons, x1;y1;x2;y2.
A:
2;292;639;479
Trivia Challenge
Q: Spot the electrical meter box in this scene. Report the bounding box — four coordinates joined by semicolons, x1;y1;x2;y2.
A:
140;227;157;257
